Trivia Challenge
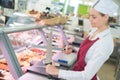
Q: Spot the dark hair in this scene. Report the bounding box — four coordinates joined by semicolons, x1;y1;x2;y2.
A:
99;12;114;24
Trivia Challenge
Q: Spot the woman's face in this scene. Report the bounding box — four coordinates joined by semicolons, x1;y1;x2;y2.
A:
89;8;108;28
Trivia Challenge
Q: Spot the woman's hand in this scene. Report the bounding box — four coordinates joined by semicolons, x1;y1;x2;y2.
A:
63;45;73;54
46;64;59;76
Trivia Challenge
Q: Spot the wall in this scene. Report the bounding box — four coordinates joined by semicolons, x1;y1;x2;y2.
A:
27;0;53;12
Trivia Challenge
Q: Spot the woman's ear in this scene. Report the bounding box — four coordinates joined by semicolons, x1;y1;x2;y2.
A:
104;14;109;21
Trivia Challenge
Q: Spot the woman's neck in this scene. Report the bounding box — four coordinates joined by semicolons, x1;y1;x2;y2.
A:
97;25;109;33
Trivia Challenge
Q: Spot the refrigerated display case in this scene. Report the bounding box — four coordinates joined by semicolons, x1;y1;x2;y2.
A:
0;20;74;80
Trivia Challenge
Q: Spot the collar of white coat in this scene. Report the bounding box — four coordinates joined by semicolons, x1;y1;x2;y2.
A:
89;27;111;39
97;27;111;38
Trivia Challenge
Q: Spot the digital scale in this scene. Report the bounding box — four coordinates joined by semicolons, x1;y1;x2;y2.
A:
52;52;77;67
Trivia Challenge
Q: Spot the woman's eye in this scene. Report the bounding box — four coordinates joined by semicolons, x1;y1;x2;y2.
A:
89;15;96;19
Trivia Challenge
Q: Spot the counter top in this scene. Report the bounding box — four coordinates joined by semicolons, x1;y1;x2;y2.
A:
18;72;50;80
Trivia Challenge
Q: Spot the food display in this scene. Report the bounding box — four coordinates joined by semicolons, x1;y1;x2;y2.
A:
8;29;42;48
28;9;69;26
0;48;55;80
8;28;75;49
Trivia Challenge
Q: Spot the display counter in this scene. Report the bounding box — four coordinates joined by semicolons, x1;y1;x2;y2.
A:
0;22;74;80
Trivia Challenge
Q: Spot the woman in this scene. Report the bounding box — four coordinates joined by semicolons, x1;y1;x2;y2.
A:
46;0;118;80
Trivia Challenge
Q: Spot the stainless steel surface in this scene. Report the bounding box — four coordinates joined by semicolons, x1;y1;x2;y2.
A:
18;72;49;80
